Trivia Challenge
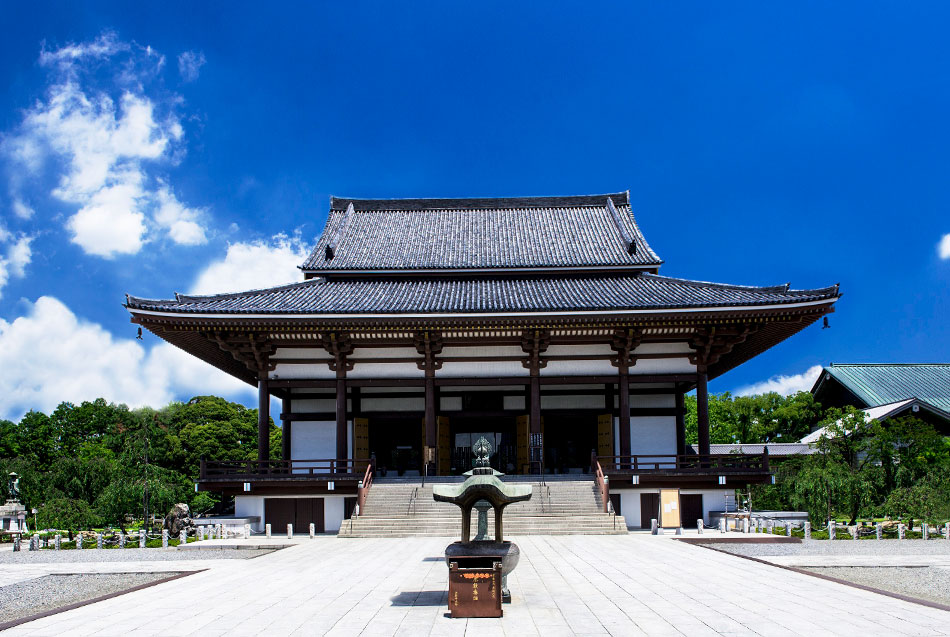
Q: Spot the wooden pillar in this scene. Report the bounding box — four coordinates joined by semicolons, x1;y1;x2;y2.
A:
529;375;541;435
618;367;631;458
336;377;347;466
696;367;710;456
281;396;292;462
425;375;437;471
675;390;686;457
258;376;270;462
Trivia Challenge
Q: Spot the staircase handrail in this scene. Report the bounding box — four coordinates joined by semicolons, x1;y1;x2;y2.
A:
591;451;610;514
356;458;375;516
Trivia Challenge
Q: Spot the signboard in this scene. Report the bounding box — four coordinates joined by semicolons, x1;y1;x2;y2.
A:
448;561;502;618
659;488;681;529
597;414;613;457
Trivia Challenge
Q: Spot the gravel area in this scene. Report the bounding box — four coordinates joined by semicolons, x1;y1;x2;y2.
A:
802;566;950;607
0;548;275;564
0;572;184;625
699;539;950;558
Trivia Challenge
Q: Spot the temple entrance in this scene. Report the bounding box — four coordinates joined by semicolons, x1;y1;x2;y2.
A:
541;413;598;474
367;414;423;477
450;416;517;474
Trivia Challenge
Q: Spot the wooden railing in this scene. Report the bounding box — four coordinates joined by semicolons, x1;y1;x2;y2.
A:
596;451;770;474
200;457;374;480
356;460;374;515
591;452;610;513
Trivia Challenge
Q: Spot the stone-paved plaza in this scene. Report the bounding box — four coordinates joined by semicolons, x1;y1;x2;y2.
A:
2;534;949;636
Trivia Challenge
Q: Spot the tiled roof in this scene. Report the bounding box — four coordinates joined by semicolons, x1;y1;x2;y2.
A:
301;192;663;271
799;398;949;444
126;274;838;316
690;443;817;456
816;364;950;412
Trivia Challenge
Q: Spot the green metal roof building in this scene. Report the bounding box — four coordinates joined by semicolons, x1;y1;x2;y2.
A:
811;363;950;415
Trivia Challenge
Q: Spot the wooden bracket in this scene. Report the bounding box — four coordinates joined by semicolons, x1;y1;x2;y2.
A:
520;329;550;372
688;325;755;367
414;331;444;372
322;332;355;373
610;328;642;369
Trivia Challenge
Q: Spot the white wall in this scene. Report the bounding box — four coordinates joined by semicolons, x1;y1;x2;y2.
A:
235;495;264;531
618;489;732;528
630;416;676;455
629;357;696;375
362;397;425;412
292;421;339;464
236;494;349;533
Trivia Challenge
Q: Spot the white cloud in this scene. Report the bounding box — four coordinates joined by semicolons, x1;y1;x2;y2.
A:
11;199;34;219
190;233;310;294
177;51;205;82
734;364;823;397
66;177;147;257
0;296;253;421
0;233;33;299
939;233;950;260
2;33;207;257
154;185;207;246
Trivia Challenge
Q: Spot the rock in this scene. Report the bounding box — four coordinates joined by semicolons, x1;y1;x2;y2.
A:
164;503;195;536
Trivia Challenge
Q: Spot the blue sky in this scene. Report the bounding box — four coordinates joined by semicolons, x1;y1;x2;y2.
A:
1;3;949;420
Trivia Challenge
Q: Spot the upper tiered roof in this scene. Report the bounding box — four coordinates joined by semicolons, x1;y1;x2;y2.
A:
302;192;662;274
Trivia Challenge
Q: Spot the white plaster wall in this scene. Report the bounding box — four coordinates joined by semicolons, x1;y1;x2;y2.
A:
349;362;423;379
629;358;696;375
439;361;525;378
349;347;418;360
631;394;675;409
440;396;463;411
292;398;339;412
545;344;615;357
540;395;606;409
440;385;514;392
292;421;339;465
325;496;345;532
503;395;526;411
618;489;731;528
272;363;334;380
362;397;425;412
274;347;324;359
235;495;264;532
541;359;615;376
239;494;349;533
363;387;423;394
441;345;524;358
630;416;676;455
635;343;692;355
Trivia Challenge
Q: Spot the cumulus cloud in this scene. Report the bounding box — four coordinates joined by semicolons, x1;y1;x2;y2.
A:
11;199;34;219
177;51;205;82
190;233;310;294
939;233;950;260
2;32;207;258
0;234;33;298
0;296;253;421
734;364;824;397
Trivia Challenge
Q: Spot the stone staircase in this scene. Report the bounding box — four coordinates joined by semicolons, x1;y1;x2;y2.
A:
338;476;628;537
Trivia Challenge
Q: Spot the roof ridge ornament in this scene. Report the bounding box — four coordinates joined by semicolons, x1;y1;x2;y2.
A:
606;197;636;255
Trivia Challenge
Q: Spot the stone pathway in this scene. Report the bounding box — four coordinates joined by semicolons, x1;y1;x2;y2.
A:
1;535;948;635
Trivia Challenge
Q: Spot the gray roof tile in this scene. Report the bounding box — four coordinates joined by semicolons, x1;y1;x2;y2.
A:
302;192;663;271
126;274;839;316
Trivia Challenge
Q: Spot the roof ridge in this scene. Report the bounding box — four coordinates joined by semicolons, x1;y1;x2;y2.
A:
641;273;837;295
829;363;950;367
329;192;630;211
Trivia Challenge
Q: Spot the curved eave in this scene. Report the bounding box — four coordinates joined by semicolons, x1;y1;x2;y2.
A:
126;296;838;321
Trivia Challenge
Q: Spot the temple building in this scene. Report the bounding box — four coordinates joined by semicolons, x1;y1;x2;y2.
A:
126;192;839;532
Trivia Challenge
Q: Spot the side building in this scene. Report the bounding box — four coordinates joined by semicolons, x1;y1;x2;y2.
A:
126;192;839;531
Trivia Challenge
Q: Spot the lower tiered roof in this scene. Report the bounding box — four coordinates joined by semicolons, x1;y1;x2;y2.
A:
126;273;838;316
